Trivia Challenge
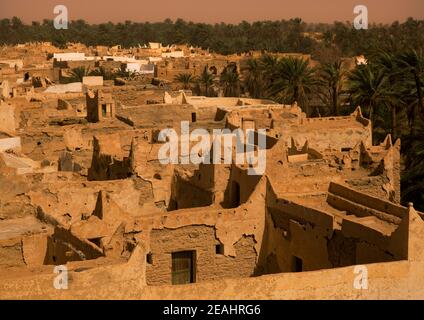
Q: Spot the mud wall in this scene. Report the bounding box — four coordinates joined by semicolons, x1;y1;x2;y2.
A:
146;225;256;285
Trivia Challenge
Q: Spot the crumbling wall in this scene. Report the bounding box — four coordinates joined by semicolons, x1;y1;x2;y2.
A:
88;135;132;181
0;238;25;268
44;227;104;265
29;178;154;226
171;174;213;210
146;225;257;285
0;244;147;299
0;102;16;135
0;175;36;219
259;204;333;274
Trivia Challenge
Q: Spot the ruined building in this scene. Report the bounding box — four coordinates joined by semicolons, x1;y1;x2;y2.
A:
86;89;116;123
0;44;423;299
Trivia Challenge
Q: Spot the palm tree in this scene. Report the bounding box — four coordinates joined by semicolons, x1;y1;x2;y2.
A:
89;66;115;80
199;66;214;96
220;65;240;97
402;123;424;211
397;49;424;135
318;60;345;116
68;66;91;82
259;54;279;74
269;57;319;115
374;51;405;140
174;73;196;90
347;64;393;127
259;54;279;90
243;58;265;98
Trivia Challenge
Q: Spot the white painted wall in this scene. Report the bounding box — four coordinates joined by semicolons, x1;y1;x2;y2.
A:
53;53;86;61
161;51;184;58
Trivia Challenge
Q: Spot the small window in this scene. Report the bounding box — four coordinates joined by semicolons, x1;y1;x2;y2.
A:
293;256;303;272
341;147;352;152
216;244;224;255
102;104;107;117
146;253;153;264
171;251;195;285
231;181;241;208
191;112;197;123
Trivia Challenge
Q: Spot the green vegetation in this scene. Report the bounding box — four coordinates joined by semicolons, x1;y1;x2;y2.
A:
220;64;240;97
68;66;92;82
1;17;423;56
174;73;196;90
243;50;424;211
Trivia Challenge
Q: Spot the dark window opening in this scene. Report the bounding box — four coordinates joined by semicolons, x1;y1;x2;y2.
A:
231;181;241;208
191;112;197;123
102;104;107;117
292;256;303;272
216;244;224;255
88;237;102;247
146;253;153;264
341;147;352;152
171;251;196;285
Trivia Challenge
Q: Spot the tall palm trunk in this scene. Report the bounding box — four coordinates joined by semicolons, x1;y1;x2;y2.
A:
414;73;424;117
409;105;416;137
332;84;339;115
368;105;375;144
391;105;397;140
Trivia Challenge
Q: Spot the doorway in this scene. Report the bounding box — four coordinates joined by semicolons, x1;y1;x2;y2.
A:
171;251;196;285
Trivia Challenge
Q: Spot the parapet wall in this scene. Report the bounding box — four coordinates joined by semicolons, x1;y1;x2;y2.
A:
1;253;423;299
144;260;424;300
329;182;407;219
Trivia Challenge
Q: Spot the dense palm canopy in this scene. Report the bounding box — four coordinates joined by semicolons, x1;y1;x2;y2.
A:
2;17;423;56
318;60;345;115
198;67;214;96
89;66;116;80
243;58;265;98
397;49;424;133
174;73;196;90
373;51;407;139
402;126;424;210
68;66;92;82
269;57;319;115
347;64;393;125
220;65;241;97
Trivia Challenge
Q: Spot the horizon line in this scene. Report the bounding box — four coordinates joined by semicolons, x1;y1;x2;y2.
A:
1;16;421;26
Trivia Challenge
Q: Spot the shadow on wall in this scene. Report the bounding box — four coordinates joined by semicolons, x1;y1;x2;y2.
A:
221;165;262;209
40;227;104;265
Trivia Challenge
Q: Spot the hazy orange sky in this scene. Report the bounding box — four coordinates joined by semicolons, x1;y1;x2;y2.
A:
0;0;423;24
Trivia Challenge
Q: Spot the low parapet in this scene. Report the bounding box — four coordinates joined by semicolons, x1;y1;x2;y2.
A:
328;182;407;219
300;107;370;128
